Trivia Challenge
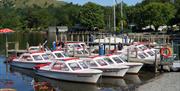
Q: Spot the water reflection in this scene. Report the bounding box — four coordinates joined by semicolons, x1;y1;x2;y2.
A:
124;75;142;85
10;66;100;91
99;77;127;87
35;76;99;91
98;77;127;91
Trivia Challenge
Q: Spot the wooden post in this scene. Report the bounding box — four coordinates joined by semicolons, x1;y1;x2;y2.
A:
15;42;19;56
89;46;92;56
135;48;138;58
140;35;142;42
55;32;57;42
71;33;73;41
127;49;130;62
15;42;19;51
82;34;84;42
77;34;80;42
114;34;116;44
104;44;106;55
160;54;163;73
98;34;100;44
65;33;67;42
60;33;63;42
154;50;158;73
5;34;8;57
138;35;140;42
26;42;29;50
87;34;89;45
73;46;75;57
109;37;111;52
83;45;85;54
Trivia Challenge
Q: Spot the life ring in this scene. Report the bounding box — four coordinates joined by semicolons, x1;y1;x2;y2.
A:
160;47;172;58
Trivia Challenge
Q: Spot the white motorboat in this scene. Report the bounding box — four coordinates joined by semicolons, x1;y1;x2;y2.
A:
65;42;88;51
81;56;129;77
117;43;160;62
35;59;102;83
105;54;143;74
10;52;52;69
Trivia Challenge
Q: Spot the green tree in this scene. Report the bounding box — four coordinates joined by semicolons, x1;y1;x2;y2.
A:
80;2;105;29
127;2;176;30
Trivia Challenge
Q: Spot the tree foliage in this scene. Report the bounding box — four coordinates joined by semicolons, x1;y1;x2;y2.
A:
79;2;105;29
0;0;179;32
127;2;176;30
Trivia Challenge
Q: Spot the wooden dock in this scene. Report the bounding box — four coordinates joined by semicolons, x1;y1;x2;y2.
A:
6;42;28;56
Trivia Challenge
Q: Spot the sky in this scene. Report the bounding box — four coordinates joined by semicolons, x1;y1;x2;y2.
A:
61;0;142;6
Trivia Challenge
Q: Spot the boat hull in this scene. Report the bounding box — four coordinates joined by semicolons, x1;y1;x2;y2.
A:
10;61;48;69
127;65;143;74
92;68;128;77
36;70;101;84
121;63;143;74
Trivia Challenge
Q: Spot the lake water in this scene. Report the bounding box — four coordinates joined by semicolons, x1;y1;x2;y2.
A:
0;32;162;91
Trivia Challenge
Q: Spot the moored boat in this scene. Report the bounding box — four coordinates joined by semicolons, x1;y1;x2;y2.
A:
81;56;129;77
105;54;143;74
35;59;102;83
10;52;52;69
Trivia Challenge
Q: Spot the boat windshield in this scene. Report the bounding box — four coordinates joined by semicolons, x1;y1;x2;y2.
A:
76;51;83;54
153;50;160;54
118;56;127;62
147;51;155;56
32;55;43;61
143;52;149;57
95;59;108;66
52;62;69;71
42;54;50;60
85;50;89;54
79;50;89;54
138;45;147;50
81;44;85;47
46;53;55;59
85;60;98;67
74;44;81;48
68;62;82;71
103;58;114;64
138;54;146;59
61;52;69;57
78;61;88;69
112;57;123;63
55;53;65;58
